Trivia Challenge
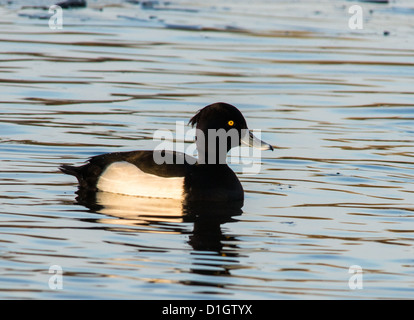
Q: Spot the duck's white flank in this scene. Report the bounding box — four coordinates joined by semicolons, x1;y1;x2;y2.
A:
97;161;184;199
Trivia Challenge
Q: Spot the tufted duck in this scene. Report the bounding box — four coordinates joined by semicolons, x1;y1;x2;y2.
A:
60;102;273;202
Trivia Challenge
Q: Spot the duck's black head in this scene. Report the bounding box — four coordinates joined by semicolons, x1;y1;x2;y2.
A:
189;102;273;164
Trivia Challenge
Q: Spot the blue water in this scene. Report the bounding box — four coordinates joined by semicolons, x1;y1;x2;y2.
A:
1;0;414;299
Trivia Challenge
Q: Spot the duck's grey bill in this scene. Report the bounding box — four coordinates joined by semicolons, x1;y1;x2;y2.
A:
241;130;274;151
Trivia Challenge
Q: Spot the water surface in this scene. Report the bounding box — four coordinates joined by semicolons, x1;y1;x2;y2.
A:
1;0;414;299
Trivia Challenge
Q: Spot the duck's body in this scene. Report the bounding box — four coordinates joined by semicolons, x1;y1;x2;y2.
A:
60;150;243;201
60;103;273;202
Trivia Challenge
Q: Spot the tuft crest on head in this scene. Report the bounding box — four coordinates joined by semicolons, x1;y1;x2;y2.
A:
188;102;242;128
188;109;202;127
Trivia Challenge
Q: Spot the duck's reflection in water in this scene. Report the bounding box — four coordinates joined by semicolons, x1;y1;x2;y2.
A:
184;202;243;278
75;189;243;277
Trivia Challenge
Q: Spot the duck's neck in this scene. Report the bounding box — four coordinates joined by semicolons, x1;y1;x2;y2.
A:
196;144;228;165
195;129;235;165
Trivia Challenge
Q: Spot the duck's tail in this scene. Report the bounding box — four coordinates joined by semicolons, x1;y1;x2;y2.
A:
59;165;82;179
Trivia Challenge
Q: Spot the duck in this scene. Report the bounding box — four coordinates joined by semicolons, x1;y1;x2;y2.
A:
60;102;273;202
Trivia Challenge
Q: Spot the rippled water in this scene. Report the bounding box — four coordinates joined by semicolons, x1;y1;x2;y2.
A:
1;0;414;299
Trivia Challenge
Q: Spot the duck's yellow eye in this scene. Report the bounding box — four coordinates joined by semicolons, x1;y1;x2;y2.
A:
228;120;234;126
